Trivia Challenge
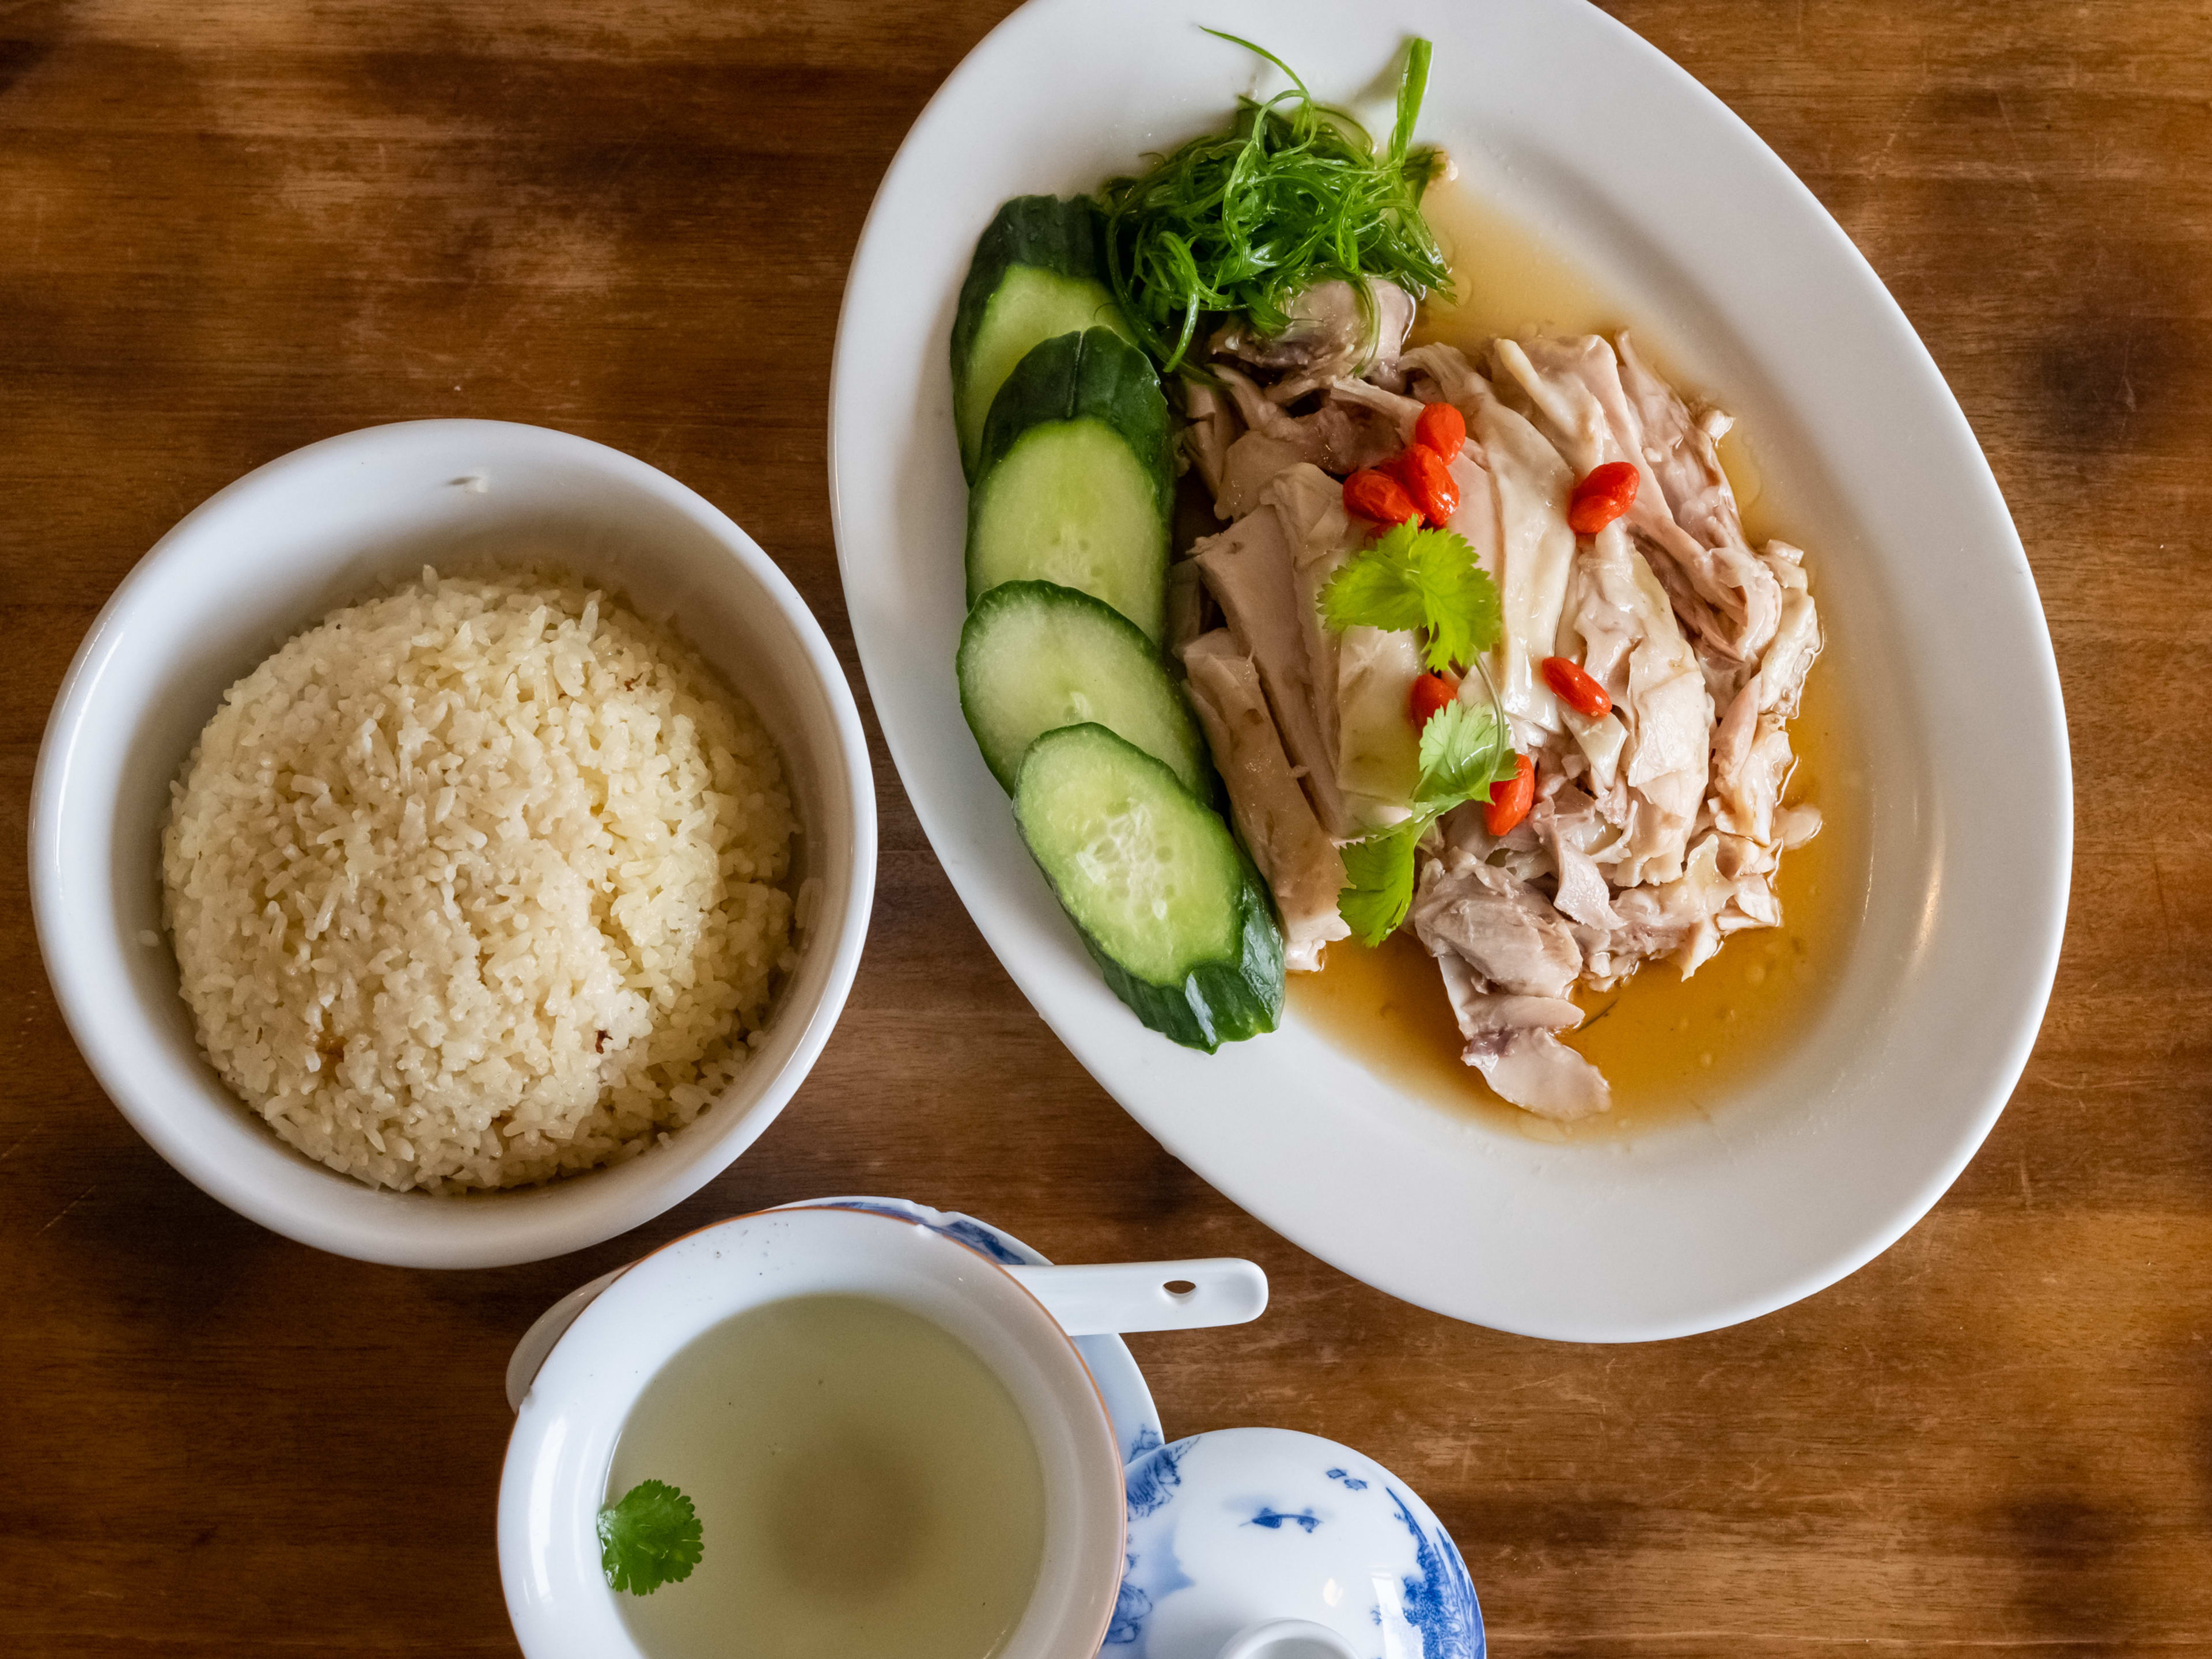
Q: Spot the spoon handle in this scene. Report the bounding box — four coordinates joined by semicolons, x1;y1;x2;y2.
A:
1005;1257;1268;1336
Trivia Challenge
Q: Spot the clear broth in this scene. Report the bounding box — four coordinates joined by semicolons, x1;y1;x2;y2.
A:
607;1293;1046;1659
1289;183;1871;1139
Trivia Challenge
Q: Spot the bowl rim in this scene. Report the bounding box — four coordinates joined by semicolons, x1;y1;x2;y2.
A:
496;1203;1128;1659
29;418;877;1267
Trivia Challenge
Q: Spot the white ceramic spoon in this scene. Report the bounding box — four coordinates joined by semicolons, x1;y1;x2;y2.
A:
1003;1257;1267;1336
507;1251;1264;1410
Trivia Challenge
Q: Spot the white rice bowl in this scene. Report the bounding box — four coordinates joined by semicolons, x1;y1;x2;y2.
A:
160;567;798;1192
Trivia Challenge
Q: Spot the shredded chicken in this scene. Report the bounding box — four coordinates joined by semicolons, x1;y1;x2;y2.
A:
1433;956;1609;1122
1211;277;1417;389
1411;846;1582;998
1165;300;1823;1120
1202;368;1418;518
1181;631;1349;972
1492;333;1783;685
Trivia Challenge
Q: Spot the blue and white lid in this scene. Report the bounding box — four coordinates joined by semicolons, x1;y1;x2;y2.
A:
1108;1428;1484;1659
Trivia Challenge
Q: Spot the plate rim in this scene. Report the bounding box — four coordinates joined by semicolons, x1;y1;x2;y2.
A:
827;0;2071;1339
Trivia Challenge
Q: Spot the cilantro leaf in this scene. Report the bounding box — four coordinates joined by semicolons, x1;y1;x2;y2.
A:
1335;690;1522;945
597;1479;702;1596
1414;698;1518;812
1319;522;1503;673
1320;523;1433;635
1338;821;1424;947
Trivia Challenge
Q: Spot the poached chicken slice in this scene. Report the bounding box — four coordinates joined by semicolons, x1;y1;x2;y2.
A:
1180;378;1240;505
1190;462;1426;839
1613;332;1753;570
1190;488;1355;838
1412;848;1609;1120
1558;520;1711;887
1410;847;1584;999
1579;830;1782;983
1180;630;1350;972
1264;464;1423;830
1710;541;1822;850
1210;278;1418;385
1493;334;1783;680
1432;946;1611;1121
1209;374;1419;520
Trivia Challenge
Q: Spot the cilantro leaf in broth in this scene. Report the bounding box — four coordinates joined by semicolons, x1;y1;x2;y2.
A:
597;1479;703;1596
1332;674;1521;947
1320;522;1503;675
1415;698;1518;810
1338;822;1423;947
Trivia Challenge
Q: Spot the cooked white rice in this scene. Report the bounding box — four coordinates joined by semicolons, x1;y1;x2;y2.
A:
161;568;798;1193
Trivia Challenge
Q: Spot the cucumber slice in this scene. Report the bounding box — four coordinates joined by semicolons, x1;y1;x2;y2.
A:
952;196;1134;478
967;327;1172;638
1015;724;1284;1052
958;581;1206;795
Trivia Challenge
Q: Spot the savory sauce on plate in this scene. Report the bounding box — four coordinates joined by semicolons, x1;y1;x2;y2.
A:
1289;181;1872;1140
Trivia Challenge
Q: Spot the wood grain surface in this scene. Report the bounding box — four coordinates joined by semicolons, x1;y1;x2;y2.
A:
3;2;2207;1653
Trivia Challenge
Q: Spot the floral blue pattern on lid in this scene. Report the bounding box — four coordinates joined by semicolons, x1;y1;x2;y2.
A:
1109;1428;1482;1659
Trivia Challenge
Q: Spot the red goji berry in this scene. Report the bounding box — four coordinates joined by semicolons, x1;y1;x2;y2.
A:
1407;671;1460;730
1567;461;1639;535
1385;444;1460;527
1342;468;1420;525
1541;655;1612;718
1414;401;1467;463
1483;753;1536;838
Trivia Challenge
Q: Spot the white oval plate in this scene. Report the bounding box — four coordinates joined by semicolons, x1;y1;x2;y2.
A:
828;0;2069;1339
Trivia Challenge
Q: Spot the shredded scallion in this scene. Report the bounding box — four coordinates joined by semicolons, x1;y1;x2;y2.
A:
1099;32;1453;374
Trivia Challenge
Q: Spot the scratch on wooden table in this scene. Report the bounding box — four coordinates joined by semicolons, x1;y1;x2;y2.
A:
2150;841;2177;945
35;1183;97;1236
1996;92;2051;209
1503;1370;1617;1416
1870;89;1929;180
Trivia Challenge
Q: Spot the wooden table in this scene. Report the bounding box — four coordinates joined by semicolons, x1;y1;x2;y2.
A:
3;2;2206;1653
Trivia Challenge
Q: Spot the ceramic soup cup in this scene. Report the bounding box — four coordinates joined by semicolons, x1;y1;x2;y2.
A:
499;1203;1266;1659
